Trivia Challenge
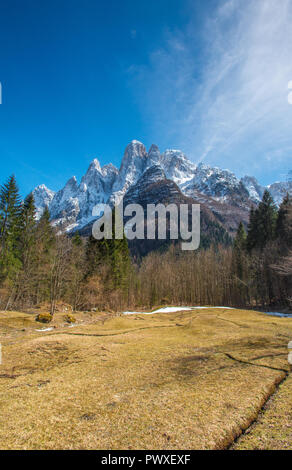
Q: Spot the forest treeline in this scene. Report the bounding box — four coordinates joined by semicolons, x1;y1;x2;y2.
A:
0;175;291;313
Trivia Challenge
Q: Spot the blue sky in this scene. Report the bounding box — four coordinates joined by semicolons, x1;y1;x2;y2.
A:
0;0;291;196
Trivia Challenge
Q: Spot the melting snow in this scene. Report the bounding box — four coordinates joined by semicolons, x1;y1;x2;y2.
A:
260;312;292;318
123;306;235;315
35;327;54;332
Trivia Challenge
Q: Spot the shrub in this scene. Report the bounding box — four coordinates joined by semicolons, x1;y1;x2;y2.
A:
36;313;53;323
64;314;76;324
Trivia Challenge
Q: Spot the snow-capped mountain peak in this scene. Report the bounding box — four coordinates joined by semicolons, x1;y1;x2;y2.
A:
161;149;196;185
87;158;102;173
32;140;292;233
240;176;264;203
268;180;292;206
32;184;55;218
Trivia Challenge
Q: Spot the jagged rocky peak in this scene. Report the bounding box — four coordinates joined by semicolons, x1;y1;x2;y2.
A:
101;163;119;177
33;184;55;202
145;144;160;170
124;164;178;207
89;158;102;171
181;163;250;206
83;158;102;179
110;141;149;204
161;149;196;185
32;184;55;218
120;140;147;169
137;165;166;184
31;139;291;233
240;175;264;203
81;159;105;190
148;143;160;154
64;176;78;191
100;163;119;192
268;180;292;206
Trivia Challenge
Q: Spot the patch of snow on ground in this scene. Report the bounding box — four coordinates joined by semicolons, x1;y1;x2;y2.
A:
261;312;292;318
123;306;236;315
35;327;54;332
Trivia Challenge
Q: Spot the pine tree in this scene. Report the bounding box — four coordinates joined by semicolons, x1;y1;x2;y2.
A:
86;235;110;276
247;191;277;252
256;190;277;250
20;193;37;263
0;175;22;281
10;194;38;307
86;207;131;290
276;193;292;249
108;234;131;289
246;207;258;252
234;222;246;252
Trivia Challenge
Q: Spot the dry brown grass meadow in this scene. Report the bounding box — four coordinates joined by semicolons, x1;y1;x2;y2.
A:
0;307;292;450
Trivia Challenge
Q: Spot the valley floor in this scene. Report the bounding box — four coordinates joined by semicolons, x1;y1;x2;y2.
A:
0;308;291;450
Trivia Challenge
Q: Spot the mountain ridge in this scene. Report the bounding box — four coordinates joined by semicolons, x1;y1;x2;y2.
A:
33;140;292;234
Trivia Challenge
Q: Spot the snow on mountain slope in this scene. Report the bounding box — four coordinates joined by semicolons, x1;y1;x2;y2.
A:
181;163;250;208
36;158;119;231
123;165;168;204
240;176;265;203
161;149;196;185
32;140;291;232
109;141;149;204
32;184;55;218
268;181;292;206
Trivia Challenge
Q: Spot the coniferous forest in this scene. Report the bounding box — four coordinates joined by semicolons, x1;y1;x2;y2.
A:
0;175;291;314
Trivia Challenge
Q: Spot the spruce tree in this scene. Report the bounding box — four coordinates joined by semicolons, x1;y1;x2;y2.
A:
234;222;246;252
86;234;110;276
36;206;55;250
0;175;22;280
276;193;292;249
256;190;277;250
20;193;37;259
11;194;38;306
86;207;131;290
246;207;258;252
247;191;277;252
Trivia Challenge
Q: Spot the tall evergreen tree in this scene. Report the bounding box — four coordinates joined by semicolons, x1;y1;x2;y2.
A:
0;175;22;281
10;194;38;307
20;193;37;260
86;207;131;290
247;191;277;252
234;222;246;252
246;207;258;252
276;193;292;249
256;190;277;249
86;235;111;276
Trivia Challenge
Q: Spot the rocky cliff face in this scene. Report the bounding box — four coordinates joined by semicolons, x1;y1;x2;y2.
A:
33;140;291;235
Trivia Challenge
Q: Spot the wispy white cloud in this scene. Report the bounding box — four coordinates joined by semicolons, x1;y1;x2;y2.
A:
128;0;292;183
